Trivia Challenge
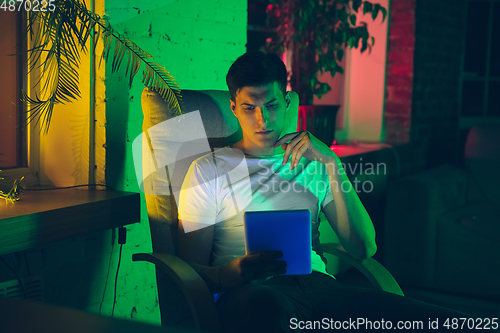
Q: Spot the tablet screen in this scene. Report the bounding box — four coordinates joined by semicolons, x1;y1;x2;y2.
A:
243;210;312;275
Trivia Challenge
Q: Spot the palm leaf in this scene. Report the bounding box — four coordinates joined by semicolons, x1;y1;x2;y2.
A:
21;0;182;134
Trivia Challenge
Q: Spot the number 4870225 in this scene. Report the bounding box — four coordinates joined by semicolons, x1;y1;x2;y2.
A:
1;0;56;12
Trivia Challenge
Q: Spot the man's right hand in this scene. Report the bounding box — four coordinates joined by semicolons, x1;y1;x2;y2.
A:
219;251;287;289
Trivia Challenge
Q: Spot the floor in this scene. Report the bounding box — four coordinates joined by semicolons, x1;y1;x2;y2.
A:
335;268;500;319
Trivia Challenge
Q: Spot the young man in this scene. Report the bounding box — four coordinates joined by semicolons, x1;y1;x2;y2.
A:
178;52;471;332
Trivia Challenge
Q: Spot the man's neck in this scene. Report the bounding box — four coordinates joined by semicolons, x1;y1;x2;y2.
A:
232;141;284;157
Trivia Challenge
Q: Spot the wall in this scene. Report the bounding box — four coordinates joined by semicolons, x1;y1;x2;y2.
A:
387;0;466;175
19;0;130;321
0;11;21;168
384;0;414;146
39;0;93;187
318;0;390;143
408;0;466;172
103;0;247;324
4;0;247;326
317;0;465;173
343;0;390;143
0;0;123;323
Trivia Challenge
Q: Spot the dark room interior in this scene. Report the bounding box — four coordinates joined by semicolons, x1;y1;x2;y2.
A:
1;0;499;332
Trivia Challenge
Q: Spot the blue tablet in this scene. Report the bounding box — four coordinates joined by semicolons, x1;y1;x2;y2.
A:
243;210;312;275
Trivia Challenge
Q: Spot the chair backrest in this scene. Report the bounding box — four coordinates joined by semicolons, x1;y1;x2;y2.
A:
140;87;298;327
141;87;299;256
141;88;241;257
141;88;242;327
463;123;500;203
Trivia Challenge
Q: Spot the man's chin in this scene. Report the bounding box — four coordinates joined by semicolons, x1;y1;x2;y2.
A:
255;136;278;146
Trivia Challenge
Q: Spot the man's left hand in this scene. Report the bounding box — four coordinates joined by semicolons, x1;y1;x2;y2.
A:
272;131;338;170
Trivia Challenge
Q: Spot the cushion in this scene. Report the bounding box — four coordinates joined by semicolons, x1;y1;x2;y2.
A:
464;124;500;204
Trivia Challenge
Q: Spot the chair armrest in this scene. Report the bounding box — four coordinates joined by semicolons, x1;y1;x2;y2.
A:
321;243;404;296
132;253;220;333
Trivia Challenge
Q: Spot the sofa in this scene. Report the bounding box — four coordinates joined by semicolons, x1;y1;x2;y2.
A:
384;124;500;299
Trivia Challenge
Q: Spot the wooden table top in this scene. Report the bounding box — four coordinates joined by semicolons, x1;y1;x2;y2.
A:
0;188;141;255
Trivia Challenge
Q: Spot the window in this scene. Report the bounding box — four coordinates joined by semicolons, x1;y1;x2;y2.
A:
0;11;39;186
459;0;500;125
0;11;26;170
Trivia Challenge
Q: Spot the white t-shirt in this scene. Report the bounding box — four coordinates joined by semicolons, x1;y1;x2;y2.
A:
178;147;334;276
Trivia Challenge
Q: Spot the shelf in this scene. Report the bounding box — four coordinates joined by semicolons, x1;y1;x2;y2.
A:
332;143;390;158
0;188;141;255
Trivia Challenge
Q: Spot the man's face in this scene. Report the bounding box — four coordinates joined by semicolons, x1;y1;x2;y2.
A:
230;82;289;154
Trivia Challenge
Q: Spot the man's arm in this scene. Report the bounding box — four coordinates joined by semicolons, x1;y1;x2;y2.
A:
321;155;377;260
178;221;286;293
177;159;286;294
272;131;377;260
178;220;222;293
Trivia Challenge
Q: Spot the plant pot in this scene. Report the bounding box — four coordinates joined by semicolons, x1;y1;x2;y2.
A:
298;105;340;146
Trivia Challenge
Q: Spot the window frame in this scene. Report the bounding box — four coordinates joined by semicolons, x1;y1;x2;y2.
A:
458;0;500;129
1;11;40;187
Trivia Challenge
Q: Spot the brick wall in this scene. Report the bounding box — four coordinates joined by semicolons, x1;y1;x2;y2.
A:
385;0;466;175
410;0;466;172
106;0;247;90
384;0;415;146
100;0;247;323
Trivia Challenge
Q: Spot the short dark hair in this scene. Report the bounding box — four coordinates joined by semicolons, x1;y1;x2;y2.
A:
226;52;288;101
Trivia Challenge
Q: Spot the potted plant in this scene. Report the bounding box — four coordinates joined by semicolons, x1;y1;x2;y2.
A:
265;0;387;145
0;0;182;202
0;171;25;203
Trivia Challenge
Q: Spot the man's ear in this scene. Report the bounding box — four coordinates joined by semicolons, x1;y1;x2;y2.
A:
285;92;292;108
283;91;299;133
285;91;299;110
230;99;237;117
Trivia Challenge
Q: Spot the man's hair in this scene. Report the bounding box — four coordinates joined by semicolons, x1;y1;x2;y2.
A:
226;52;288;101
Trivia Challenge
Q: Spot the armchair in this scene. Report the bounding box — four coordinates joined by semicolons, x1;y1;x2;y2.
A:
134;87;403;332
384;124;500;300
